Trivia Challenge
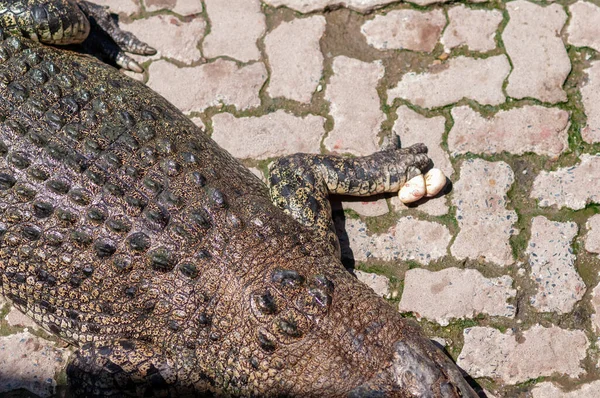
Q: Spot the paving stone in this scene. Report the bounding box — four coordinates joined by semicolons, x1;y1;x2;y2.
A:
585;214;600;256
248;167;267;184
339;216;451;265
354;270;390;298
265;16;326;103
532;381;600;398
0;332;71;397
203;0;266;62
144;0;203;15
262;0;397;13
441;5;502;52
95;0;141;15
591;280;600;334
387;55;510;109
361;9;446;52
393;106;453;176
323;56;385;156
398;268;516;326
5;307;38;329
124;15;205;65
457;325;589;385
390;195;448;217
211;111;325;160
147;60;267;113
531;154;600;210
526;216;584;314
451;159;517;266
448;105;570;159
342;198;389;217
567;2;600;52
503;1;570;103
189;117;206;130
409;0;488;4
580;61;600;143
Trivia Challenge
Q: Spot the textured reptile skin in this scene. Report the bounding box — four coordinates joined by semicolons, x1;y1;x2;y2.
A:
0;4;478;397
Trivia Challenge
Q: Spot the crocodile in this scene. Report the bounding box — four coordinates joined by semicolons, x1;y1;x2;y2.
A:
0;1;478;397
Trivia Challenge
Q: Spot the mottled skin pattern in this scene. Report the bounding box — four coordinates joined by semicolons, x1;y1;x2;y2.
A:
0;2;478;397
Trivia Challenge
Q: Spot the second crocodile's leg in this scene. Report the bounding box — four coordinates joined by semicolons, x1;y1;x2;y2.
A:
77;1;156;72
268;143;431;254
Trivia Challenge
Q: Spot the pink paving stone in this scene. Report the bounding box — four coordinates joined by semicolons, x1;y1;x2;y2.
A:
441;5;503;52
341;198;389;217
531;154;600;210
390;195;448;217
503;1;570;103
144;0;203;15
354;270;390;298
95;0;141;15
457;325;588;385
5;307;38;329
387;55;510;109
532;381;600;398
210;111;325;160
203;0;266;62
398;268;516;326
526;216;585;314
341;216;451;265
451;159;517;266
393;106;453;177
323;56;385;156
360;9;446;53
265;16;326;103
448;105;570;160
0;332;72;397
262;0;398;13
124;15;206;65
567;2;600;52
591;280;600;334
147;59;267;113
585;214;600;255
580;61;600;143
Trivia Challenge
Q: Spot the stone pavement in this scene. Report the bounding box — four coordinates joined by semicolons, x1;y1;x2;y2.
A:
2;0;600;397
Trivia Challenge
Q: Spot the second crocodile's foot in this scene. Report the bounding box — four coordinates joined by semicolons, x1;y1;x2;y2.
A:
78;1;156;72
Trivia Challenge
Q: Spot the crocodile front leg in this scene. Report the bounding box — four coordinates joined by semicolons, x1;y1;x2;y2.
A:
268;143;431;254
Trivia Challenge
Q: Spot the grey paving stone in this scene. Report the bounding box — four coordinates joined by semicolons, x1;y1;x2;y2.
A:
361;9;446;52
354;270;390;298
144;0;203;15
441;5;503;52
531;154;600;210
526;216;584;314
262;0;397;13
340;216;451;265
567;2;600;52
211;111;325;160
342;198;389;217
580;61;600;143
265;16;326;103
387;55;510;109
323;56;385;156
124;15;205;65
457;325;588;385
0;332;72;397
503;1;570;103
96;0;141;15
532;381;600;398
409;0;488;4
248;167;267;183
203;0;266;62
448;105;570;159
398;267;516;326
147;60;267;113
451;159;517;266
